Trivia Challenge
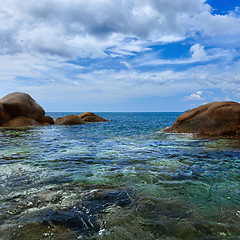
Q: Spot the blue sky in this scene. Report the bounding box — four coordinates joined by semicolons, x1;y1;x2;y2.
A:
0;0;240;112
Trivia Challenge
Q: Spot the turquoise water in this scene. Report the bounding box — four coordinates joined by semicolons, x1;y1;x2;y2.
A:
0;112;239;239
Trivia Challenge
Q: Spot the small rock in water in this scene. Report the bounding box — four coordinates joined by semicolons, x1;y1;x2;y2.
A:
54;115;85;125
78;112;108;122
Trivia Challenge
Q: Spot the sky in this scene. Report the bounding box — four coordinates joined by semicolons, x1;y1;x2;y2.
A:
0;0;240;112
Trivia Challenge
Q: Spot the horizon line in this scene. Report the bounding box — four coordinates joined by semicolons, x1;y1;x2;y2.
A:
45;111;185;113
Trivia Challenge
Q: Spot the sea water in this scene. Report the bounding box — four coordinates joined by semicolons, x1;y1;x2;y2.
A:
0;112;239;239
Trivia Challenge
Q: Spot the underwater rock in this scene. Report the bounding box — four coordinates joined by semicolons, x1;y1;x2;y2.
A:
9;222;79;240
78;112;108;122
54;114;85;125
83;190;132;211
166;101;240;137
0;92;45;121
3;188;132;239
1;116;41;127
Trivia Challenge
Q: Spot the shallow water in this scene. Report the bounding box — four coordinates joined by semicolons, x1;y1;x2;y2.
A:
0;112;239;239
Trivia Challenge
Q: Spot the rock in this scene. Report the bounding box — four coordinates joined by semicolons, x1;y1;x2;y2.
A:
85;190;132;209
0;102;11;125
0;92;45;121
41;122;51;126
40;116;54;125
54;115;85;125
10;222;78;240
167;101;240;136
1;116;41;128
78;112;108;122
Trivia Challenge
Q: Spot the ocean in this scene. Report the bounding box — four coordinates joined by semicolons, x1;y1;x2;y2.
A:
0;112;239;239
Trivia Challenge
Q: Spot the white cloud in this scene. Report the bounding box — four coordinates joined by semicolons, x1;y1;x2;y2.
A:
190;44;206;60
133;44;237;67
0;0;240;110
184;91;204;101
2;56;239;110
0;0;239;66
120;61;132;69
192;11;240;37
1;0;239;59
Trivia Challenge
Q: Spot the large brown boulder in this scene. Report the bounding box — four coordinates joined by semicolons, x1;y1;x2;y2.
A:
167;101;240;136
54;115;85;125
0;102;11;125
78;112;108;122
0;92;45;121
1;116;41;128
39;116;54;125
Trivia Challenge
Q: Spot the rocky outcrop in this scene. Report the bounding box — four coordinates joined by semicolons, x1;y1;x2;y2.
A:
54;115;85;125
166;101;240;137
78;112;108;122
1;92;45;121
1;116;41;128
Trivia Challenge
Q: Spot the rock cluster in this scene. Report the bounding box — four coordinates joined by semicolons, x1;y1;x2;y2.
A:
166;101;240;137
0;92;54;127
0;92;108;128
54;112;108;125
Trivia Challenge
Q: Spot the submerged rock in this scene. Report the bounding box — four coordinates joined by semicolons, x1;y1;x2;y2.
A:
3;187;132;240
166;101;240;137
78;112;108;122
84;190;132;211
54;114;85;125
1;116;41;127
1;92;45;121
9;222;79;240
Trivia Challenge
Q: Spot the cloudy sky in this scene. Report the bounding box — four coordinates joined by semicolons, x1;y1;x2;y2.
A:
1;0;240;111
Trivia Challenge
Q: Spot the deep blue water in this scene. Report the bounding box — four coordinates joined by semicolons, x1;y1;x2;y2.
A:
0;112;239;239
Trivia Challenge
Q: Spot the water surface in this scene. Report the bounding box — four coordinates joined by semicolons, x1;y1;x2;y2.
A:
0;112;239;239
